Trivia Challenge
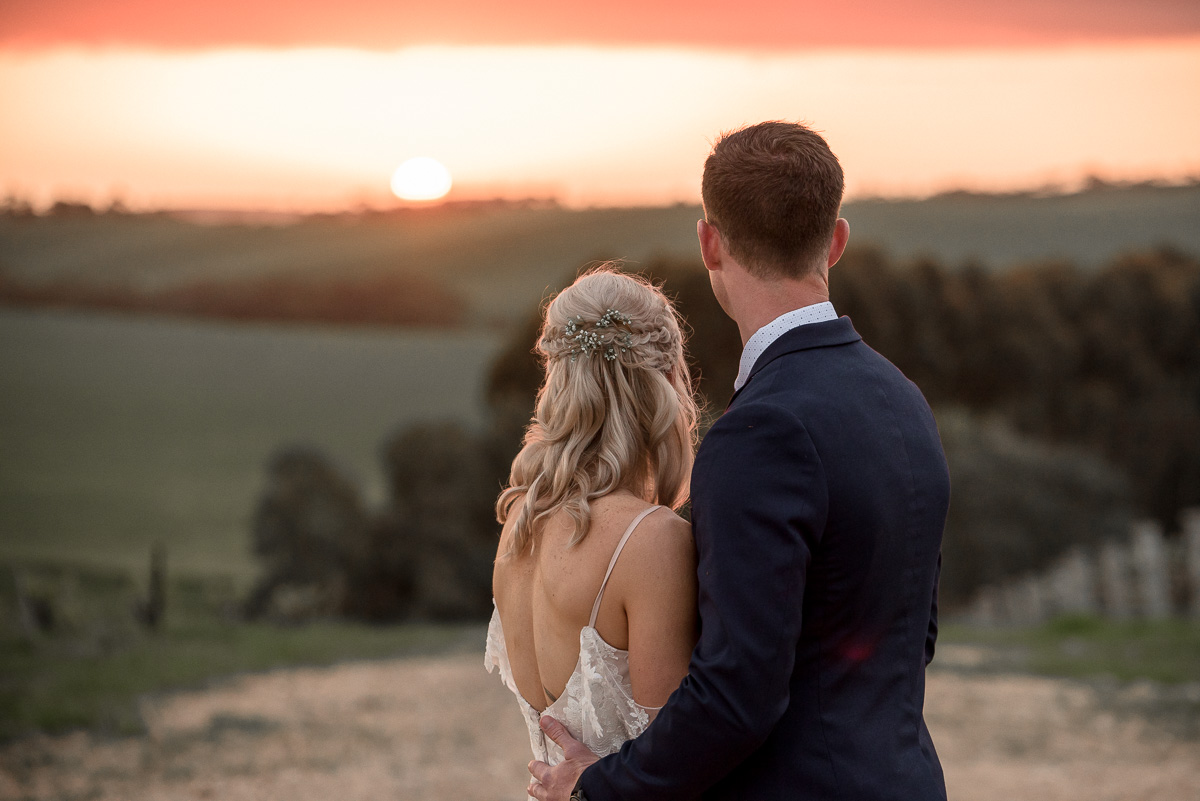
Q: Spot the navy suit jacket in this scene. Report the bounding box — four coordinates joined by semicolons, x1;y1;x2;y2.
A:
580;316;949;801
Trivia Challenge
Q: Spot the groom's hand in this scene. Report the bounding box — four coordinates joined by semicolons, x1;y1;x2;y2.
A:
527;715;599;801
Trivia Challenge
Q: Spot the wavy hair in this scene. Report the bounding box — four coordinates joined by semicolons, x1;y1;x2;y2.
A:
496;265;699;557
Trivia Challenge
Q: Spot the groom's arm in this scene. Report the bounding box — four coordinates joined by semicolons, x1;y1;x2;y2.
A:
578;400;828;801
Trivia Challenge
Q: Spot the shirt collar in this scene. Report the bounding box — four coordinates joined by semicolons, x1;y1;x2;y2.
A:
733;301;838;391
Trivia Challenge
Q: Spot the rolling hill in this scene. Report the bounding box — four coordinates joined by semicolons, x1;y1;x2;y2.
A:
3;182;1198;328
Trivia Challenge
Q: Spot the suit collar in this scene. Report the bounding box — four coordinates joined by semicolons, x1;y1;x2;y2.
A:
726;316;861;408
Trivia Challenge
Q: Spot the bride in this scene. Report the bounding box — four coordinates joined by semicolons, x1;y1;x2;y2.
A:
486;266;700;779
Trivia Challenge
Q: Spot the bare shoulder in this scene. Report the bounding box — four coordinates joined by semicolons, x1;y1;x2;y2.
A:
492;495;528;599
493;511;515;566
494;492;526;553
619;506;695;573
612;505;698;662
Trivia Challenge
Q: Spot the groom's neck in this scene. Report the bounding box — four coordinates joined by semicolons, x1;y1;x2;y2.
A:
731;272;831;345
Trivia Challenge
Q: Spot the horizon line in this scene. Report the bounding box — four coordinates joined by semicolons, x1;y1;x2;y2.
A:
8;174;1199;223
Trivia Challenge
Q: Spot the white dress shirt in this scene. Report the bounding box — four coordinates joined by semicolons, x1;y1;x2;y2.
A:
733;301;838;391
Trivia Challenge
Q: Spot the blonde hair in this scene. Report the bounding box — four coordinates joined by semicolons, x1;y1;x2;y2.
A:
496;265;699;557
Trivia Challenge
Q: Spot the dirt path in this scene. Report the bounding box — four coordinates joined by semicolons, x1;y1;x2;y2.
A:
2;646;1198;800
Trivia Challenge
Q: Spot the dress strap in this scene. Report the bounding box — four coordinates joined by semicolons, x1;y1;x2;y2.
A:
588;505;662;627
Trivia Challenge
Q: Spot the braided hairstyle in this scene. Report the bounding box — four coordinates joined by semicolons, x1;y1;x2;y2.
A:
497;265;699;557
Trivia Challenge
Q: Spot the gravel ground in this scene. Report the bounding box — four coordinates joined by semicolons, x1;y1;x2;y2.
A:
2;645;1197;800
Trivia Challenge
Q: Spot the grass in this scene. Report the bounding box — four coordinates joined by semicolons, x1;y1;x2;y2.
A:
6;557;1196;745
939;615;1200;685
0;620;478;740
0;560;483;741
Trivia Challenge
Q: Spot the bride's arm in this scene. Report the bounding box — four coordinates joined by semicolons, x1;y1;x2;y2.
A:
618;512;698;709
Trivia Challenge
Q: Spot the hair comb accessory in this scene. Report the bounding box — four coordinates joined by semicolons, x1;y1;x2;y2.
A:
564;308;635;361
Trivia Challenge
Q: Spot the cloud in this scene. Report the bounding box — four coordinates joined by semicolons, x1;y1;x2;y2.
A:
2;0;1199;50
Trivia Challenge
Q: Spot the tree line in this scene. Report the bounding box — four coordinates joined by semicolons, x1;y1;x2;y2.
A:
828;246;1198;529
0;269;465;328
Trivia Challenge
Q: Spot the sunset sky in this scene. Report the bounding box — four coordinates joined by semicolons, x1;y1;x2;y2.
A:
2;1;1198;210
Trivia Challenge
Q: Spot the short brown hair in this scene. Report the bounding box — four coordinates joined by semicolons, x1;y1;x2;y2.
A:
701;121;844;279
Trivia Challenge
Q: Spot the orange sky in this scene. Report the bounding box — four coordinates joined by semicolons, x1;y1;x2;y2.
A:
5;0;1200;49
1;2;1198;211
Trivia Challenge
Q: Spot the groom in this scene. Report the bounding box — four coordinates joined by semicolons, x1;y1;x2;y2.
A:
529;121;949;801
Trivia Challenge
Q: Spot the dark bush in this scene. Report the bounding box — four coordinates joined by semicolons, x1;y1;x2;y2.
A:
244;446;368;620
936;408;1134;607
377;422;499;620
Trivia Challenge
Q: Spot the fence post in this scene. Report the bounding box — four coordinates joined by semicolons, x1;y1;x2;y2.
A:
1099;540;1133;620
1050;549;1098;616
967;585;1001;626
1183;508;1200;620
1004;575;1047;625
998;581;1019;624
1131;520;1171;619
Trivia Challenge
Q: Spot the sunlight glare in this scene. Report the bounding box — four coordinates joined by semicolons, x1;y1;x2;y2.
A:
390;157;452;201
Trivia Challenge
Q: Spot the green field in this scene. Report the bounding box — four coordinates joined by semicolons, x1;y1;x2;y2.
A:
0;307;506;741
0;308;501;581
843;182;1200;268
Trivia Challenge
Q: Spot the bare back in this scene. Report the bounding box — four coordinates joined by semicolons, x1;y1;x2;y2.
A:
492;491;698;712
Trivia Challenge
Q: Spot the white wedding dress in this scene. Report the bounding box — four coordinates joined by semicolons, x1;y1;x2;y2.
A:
485;505;663;781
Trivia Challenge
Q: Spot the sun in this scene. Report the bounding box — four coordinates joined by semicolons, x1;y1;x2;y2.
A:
390;157;453;202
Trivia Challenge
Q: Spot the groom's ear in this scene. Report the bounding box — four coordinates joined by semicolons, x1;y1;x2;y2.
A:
698;219;723;273
826;217;850;270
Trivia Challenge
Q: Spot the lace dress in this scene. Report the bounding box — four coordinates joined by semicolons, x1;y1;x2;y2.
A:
485;505;663;781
